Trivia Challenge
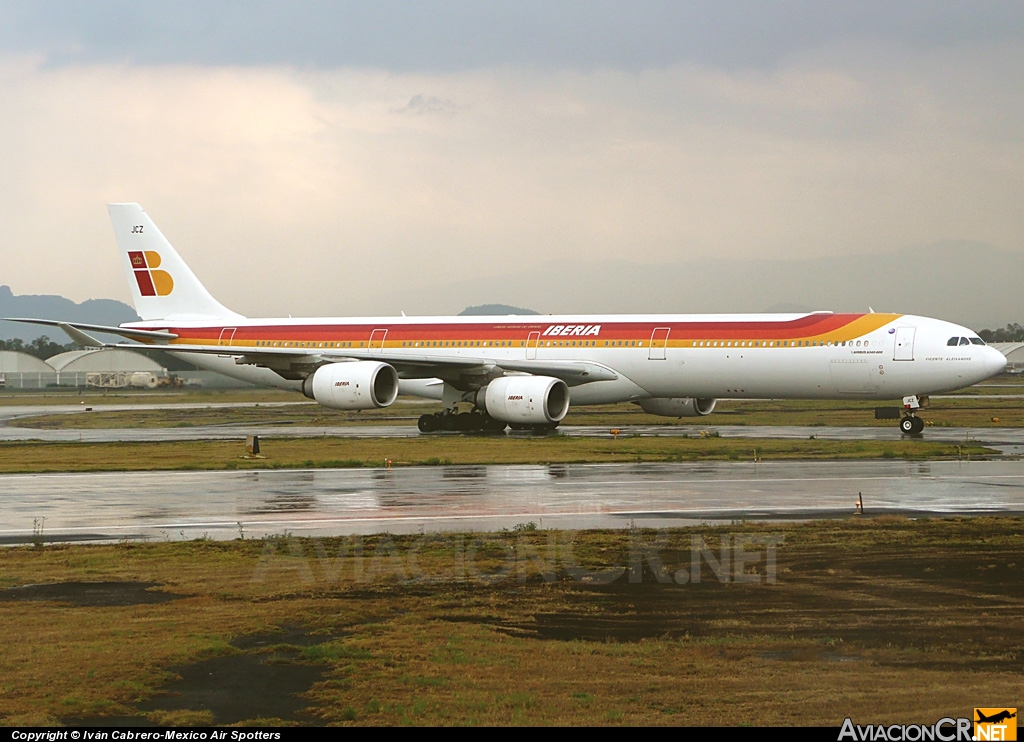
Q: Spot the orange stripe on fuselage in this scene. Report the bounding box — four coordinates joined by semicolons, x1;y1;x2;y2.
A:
148;313;901;349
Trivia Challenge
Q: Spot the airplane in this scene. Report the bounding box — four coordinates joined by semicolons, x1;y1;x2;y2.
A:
5;203;1008;434
976;710;1016;725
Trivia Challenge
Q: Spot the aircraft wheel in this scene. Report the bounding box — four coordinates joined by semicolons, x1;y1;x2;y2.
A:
418;414;438;433
911;416;925;434
899;416;916;435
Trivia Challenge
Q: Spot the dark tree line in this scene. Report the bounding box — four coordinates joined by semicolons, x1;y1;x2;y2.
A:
978;323;1024;343
0;336;75;360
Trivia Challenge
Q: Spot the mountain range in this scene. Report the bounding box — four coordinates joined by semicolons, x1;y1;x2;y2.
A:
0;285;138;343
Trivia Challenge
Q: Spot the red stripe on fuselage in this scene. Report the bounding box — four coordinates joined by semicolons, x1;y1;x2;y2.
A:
153;314;872;346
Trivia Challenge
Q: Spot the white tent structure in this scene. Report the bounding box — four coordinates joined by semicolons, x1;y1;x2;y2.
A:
991;343;1024;373
47;349;167;388
0;351;56;389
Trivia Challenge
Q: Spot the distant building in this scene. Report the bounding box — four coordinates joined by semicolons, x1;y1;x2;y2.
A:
0;348;168;389
991;343;1024;373
0;351;56;389
48;349;167;388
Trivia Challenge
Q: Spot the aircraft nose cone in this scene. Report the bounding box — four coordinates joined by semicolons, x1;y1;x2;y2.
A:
986;347;1008;377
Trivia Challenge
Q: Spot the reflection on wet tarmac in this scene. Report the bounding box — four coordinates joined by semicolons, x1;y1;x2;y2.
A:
2;460;1023;545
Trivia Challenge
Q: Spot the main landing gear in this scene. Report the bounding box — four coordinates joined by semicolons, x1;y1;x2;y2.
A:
417;411;508;433
418;382;562;434
417;411;559;434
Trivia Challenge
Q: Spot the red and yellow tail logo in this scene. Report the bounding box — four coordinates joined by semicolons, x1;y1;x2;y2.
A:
129;251;174;297
975;708;1017;741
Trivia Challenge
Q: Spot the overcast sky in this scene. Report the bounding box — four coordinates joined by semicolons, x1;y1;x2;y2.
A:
1;2;1023;317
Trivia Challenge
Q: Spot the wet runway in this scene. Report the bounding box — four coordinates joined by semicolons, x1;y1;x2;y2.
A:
3;460;1022;545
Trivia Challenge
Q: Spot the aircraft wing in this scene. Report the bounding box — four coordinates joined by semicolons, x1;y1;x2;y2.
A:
3;318;617;387
478;358;617;384
321;350;618;385
3;318;177;343
229;344;617;386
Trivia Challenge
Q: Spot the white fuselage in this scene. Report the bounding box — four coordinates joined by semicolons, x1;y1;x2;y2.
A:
128;311;1007;404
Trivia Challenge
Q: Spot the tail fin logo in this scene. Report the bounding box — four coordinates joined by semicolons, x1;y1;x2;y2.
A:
128;251;174;297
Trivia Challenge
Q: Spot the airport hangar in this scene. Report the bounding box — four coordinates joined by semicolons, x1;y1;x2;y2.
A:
0;348;167;390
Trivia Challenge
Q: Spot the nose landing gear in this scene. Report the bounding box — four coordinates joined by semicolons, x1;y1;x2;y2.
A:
899;395;928;435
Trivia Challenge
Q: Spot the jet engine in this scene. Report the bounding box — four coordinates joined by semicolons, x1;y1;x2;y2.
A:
637;397;717;418
477;376;570;425
301;361;399;410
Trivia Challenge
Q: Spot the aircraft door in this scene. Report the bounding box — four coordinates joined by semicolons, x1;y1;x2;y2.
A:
369;329;388;352
893;327;915;361
217;327;237;357
526;331;540;360
649;327;670;360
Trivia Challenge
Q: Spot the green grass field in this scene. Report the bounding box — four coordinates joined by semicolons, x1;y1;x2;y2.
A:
0;436;996;474
1;517;1020;726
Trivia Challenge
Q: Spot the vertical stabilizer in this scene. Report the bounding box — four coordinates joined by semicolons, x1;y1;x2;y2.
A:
108;203;243;321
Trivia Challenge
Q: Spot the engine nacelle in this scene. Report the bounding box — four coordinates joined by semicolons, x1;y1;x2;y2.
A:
479;376;570;425
301;361;399;410
637;397;717;418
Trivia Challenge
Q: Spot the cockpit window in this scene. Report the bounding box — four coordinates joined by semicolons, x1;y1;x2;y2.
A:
959;337;971;346
970;337;986;345
947;337;960;346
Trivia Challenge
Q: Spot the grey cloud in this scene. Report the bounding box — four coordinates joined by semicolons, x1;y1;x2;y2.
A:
2;1;1023;72
391;95;460;117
